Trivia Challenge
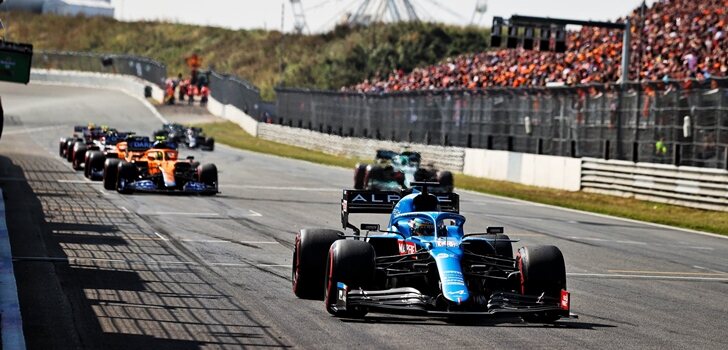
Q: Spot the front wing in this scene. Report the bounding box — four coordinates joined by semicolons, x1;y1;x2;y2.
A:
333;283;576;319
123;180;218;194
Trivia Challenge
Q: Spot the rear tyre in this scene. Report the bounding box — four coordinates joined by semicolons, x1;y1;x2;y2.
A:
437;170;454;193
72;142;87;170
517;245;567;323
493;234;513;259
103;158;121;190
291;229;342;300
65;139;76;162
204;137;215;151
116;161;137;194
353;164;367;190
324;240;375;318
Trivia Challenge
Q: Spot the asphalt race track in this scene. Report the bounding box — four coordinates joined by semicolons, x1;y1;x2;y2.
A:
1;82;727;349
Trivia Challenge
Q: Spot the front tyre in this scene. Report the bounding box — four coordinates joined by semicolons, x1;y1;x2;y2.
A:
197;163;218;195
517;245;567;323
116;161;137;194
324;240;375;318
103;158;121;190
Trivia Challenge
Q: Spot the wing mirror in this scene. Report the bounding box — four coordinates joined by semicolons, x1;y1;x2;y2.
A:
486;226;504;234
360;223;380;232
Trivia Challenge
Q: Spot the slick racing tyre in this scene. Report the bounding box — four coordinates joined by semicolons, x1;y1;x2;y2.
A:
517;245;567;323
103;158;121;190
116;161;137;194
353;164;367;190
59;138;68;157
197;164;218;195
65;139;76;162
72;142;87;171
493;234;513;259
324;239;375;318
203;137;215;151
437;170;454;193
292;229;342;300
85;151;105;180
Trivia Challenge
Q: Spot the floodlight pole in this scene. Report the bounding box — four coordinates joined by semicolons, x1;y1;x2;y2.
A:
621;17;630;85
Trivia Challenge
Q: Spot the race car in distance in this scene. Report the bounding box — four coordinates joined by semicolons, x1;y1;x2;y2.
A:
59;124;121;170
154;123;214;151
292;183;572;321
101;140;218;195
83;135;151;180
354;150;453;193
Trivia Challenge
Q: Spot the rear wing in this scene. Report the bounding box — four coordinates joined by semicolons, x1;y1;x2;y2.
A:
341;189;459;232
375;149;398;161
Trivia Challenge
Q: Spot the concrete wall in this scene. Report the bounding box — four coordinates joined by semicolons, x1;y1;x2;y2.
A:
464;149;582;191
31;69;164;102
256;123;466;173
207;96;259;137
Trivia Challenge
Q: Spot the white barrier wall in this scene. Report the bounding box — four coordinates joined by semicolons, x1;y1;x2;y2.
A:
31;69;164;102
207;96;259;137
464;149;582;191
256;123;466;173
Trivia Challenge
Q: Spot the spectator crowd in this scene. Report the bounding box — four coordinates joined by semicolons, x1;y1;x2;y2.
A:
349;0;727;92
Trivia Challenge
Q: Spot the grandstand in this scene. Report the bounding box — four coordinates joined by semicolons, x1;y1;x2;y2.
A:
350;0;727;92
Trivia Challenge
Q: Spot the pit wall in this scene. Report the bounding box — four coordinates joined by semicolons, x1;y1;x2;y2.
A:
33;69;728;212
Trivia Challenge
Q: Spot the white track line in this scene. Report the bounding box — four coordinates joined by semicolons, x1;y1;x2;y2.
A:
181;239;279;245
152;232;169;241
3;125;66;135
567;272;728;281
57;179;93;184
146;212;220;217
458;188;728;240
222;184;340;192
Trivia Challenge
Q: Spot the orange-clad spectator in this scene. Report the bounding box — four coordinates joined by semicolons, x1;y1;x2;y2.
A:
349;0;726;93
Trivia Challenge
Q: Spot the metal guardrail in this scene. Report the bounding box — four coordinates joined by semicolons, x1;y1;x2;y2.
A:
208;71;265;120
581;158;728;211
276;78;728;170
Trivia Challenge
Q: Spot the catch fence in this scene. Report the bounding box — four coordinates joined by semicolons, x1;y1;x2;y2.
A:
276;79;728;169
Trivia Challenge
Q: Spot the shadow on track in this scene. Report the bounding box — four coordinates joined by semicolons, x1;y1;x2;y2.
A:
0;154;289;349
342;315;615;330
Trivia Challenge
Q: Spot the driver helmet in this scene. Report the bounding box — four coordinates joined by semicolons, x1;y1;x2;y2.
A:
409;218;434;236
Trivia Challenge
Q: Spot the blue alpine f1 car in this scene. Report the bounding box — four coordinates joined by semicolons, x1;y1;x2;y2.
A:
292;183;573;322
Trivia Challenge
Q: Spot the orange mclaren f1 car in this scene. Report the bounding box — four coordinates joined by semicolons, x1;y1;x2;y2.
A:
100;140;218;195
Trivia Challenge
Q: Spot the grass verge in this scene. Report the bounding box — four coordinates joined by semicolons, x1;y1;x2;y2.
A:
199;121;728;236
